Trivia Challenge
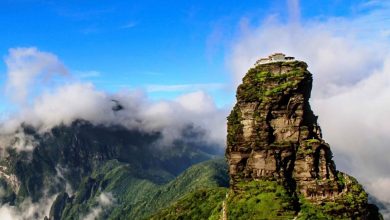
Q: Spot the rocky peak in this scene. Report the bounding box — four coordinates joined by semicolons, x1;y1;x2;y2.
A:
226;56;382;219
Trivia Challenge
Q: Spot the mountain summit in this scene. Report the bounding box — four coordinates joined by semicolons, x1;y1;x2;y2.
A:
226;54;382;219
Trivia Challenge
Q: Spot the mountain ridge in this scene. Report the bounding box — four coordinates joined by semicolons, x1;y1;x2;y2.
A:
0;120;225;219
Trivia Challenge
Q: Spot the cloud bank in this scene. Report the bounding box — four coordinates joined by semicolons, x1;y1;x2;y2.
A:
0;47;227;150
4;47;68;105
228;0;390;211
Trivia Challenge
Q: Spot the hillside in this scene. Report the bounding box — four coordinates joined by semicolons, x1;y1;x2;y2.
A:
50;158;228;219
0;120;226;219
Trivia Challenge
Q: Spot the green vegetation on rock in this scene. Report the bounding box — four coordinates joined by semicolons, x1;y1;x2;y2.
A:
150;188;227;220
296;174;383;220
227;105;243;147
264;81;298;96
226;58;383;220
52;158;229;219
236;61;309;103
227;180;296;220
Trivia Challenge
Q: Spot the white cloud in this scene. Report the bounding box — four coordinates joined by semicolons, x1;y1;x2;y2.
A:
83;192;114;220
175;91;216;113
74;70;101;78
0;131;37;153
4;47;68;105
0;194;56;220
136;91;227;145
228;21;386;98
0;206;13;220
98;192;114;206
0;47;227;149
28;83;112;131
1;62;227;149
367;177;390;203
313;57;390;201
227;0;390;209
287;0;300;23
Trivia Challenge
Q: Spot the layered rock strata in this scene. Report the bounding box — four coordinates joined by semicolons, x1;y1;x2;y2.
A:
226;58;382;218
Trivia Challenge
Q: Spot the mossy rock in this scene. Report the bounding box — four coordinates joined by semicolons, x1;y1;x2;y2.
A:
227;180;297;220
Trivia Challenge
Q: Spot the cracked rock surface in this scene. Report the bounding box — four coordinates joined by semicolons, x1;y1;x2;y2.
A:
226;60;383;219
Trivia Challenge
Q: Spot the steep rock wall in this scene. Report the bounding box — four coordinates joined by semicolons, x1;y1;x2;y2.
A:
226;60;382;219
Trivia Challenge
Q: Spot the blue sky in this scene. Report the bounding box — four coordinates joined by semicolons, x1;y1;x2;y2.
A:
0;0;381;111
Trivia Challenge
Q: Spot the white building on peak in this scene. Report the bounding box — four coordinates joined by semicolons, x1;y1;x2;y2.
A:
255;53;295;66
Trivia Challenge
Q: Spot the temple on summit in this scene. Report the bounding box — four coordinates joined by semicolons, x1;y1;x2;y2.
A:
255;53;295;66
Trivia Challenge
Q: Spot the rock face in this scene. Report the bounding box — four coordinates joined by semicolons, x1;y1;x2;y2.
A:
226;58;382;219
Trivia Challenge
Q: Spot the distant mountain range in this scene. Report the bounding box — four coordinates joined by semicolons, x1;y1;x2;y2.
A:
0;120;227;219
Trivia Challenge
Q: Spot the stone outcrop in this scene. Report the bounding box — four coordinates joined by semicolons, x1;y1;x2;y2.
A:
0;165;20;193
226;58;382;219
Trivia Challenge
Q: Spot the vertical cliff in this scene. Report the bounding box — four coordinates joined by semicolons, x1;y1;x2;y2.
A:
226;57;382;219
